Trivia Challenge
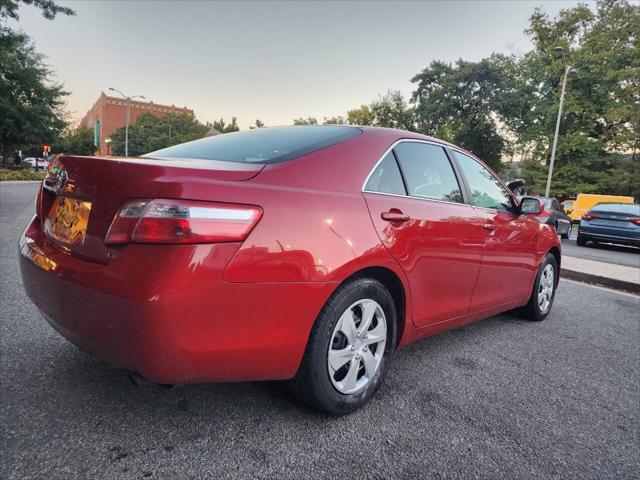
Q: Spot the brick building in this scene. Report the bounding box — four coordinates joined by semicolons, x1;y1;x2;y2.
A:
79;92;194;155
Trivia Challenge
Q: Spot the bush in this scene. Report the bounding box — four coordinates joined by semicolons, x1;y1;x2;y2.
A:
0;168;45;181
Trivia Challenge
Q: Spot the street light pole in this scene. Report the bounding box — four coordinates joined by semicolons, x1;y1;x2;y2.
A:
108;88;145;157
545;47;573;198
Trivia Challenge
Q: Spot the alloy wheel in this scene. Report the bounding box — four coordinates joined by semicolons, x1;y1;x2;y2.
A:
537;264;555;313
327;299;387;395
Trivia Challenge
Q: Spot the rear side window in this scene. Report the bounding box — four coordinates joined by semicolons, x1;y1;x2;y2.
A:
454;151;513;211
393;142;463;203
364;152;406;196
143;125;361;164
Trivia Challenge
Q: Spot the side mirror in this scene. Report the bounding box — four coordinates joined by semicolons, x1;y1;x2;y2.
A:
506;178;526;193
520;197;542;215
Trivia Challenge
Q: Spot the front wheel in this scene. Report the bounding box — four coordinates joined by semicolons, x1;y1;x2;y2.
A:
291;277;396;415
518;253;558;322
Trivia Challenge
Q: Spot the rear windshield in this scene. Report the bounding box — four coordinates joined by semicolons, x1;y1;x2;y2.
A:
592;203;640;215
143;125;361;164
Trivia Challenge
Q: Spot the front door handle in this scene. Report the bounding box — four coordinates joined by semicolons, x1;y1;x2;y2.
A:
482;221;496;231
381;211;410;223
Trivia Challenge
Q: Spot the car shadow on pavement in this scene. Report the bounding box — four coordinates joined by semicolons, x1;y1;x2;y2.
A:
31;311;528;425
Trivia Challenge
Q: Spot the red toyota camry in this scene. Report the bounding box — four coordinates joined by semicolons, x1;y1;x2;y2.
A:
20;126;560;414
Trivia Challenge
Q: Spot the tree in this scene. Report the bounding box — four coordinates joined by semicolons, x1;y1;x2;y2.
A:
110;112;208;156
509;0;639;195
323;116;346;125
57;127;95;155
347;105;373;126
0;32;68;165
293;117;318;125
369;90;415;131
411;58;509;170
212;117;239;134
0;0;75;21
249;119;264;129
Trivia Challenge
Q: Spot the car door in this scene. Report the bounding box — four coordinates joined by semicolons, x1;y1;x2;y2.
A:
363;141;484;328
452;150;539;311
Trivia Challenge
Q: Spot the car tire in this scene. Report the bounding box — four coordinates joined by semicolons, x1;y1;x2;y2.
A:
576;234;587;246
560;222;572;239
518;253;558;322
290;277;396;415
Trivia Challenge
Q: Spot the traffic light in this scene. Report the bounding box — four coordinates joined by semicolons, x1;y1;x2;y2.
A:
42;145;51;156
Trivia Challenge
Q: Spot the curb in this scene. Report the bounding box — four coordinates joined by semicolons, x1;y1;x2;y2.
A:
561;268;640;295
0;181;42;185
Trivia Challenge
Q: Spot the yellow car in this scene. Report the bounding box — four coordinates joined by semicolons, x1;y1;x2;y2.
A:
564;194;635;222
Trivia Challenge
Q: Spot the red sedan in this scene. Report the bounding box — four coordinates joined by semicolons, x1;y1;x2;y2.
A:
20;126;560;414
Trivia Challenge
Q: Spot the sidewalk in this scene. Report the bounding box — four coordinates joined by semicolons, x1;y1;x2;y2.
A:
561;255;640;294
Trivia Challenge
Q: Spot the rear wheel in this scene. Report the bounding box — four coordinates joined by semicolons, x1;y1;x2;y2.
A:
291;277;396;415
518;253;558;322
576;233;587;246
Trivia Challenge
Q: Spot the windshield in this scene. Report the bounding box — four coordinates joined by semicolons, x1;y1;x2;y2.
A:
592;203;640;215
143;125;361;164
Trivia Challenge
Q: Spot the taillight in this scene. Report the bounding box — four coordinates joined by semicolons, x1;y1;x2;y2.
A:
105;199;262;245
582;213;598;221
628;218;640;226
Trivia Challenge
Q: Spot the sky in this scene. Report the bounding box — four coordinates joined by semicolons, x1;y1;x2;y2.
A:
12;0;594;130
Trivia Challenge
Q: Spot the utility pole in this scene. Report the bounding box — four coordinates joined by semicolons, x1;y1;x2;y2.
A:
108;88;145;157
545;47;574;198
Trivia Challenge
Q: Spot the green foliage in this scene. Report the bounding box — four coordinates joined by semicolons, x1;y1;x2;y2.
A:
212;117;239;134
0;0;75;20
345;92;414;130
323;116;346;125
369;90;415;131
110;112;208;157
249;119;264;129
347;105;373;126
0;167;45;181
411;56;510;170
293;117;318;125
0;31;68;165
57;127;95;155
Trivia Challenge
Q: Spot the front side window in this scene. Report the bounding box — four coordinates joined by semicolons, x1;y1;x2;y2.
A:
393;142;463;203
364;152;406;196
454;151;513;211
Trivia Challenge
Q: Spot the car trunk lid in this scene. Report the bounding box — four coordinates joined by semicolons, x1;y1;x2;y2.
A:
38;155;264;263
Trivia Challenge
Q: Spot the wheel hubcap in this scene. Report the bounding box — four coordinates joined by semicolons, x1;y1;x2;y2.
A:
327;299;387;395
537;264;555;313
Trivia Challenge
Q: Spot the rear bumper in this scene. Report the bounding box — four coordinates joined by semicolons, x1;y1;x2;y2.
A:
19;216;334;383
578;224;640;247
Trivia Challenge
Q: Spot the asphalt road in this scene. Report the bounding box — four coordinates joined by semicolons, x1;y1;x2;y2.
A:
1;182;639;480
561;228;640;269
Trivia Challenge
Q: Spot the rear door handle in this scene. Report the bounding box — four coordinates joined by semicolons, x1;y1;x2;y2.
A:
381;211;410;223
482;221;496;231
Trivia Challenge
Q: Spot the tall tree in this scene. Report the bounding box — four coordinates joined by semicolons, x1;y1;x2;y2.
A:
508;0;639;194
411;57;508;170
369;90;415;131
0;32;68;164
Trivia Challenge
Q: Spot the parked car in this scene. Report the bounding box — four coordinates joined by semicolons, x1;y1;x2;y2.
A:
19;126;561;414
23;157;50;170
561;199;575;215
577;202;640;248
520;196;572;239
568;193;635;223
